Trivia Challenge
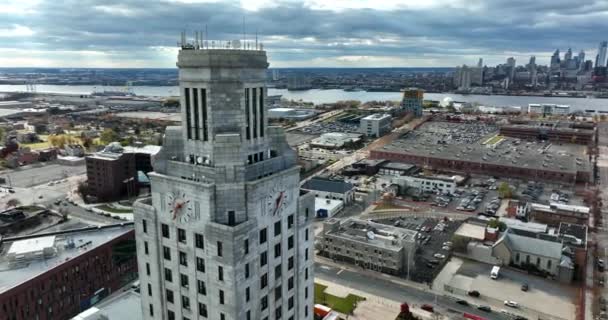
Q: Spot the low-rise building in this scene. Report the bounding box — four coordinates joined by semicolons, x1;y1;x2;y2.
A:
65;144;86;157
314;198;344;218
301;177;355;204
378;161;418;176
317;218;418;275
0;224;136;320
529;202;589;227
492;228;574;283
359;113;392;137
309;132;362;149
528;103;570;115
393;174;460;194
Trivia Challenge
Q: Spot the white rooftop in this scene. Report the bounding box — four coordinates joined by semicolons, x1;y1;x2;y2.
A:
0;225;133;294
8;236;55;256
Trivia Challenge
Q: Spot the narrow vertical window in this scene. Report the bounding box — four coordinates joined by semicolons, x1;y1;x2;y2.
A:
259;87;264;137
185;87;191;139
252;88;258;139
245;88;251;140
193;88;200;140
202;88;208;141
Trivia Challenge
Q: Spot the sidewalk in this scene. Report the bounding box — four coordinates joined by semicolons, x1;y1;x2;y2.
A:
315;255;430;292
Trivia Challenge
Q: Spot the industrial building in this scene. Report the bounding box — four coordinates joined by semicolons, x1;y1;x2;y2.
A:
309;132;362;149
359;113;391;137
499;120;595;146
527;104;570;115
317;218;418;275
371;122;592;184
0;224;136;320
393;174;462;194
268;107;317;121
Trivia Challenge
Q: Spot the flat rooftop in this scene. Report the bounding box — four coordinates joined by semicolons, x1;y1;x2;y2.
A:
74;289;143;320
380;121;591;175
325;218;417;251
0;224;133;294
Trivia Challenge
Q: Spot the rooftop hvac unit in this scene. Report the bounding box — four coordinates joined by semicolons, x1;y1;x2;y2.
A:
367;231;375;240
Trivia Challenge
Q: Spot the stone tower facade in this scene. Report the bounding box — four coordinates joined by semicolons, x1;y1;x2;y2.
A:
134;45;315;320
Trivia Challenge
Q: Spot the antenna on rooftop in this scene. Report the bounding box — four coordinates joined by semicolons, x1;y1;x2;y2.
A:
255;29;258;50
242;17;246;49
205;25;208;49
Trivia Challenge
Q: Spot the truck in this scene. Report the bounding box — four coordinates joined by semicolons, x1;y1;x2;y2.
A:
491;266;500;279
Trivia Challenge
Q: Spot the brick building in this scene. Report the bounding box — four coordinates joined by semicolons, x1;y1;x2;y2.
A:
0;224;136;320
499;120;595;146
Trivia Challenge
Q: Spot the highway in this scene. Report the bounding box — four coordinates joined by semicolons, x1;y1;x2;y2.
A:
314;259;511;320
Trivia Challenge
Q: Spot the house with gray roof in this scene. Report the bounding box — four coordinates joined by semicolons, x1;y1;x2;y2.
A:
492;228;574;283
301;177;355;204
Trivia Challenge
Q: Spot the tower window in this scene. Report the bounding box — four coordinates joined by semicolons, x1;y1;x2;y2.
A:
185;88;191;139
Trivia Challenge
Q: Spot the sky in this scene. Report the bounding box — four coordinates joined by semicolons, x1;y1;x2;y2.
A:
1;0;607;68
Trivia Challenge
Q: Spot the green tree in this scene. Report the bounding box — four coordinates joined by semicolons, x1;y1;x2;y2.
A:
451;235;471;253
6;198;21;208
488;219;507;231
100;128;119;145
497;182;513;199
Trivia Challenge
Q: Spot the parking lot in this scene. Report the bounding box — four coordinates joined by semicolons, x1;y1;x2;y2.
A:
294;118;360;135
434;258;577;320
0;162;86;188
372;216;463;284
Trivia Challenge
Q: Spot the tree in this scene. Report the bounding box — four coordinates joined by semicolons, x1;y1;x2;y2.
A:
497;182;513;199
488;219;507;231
77;181;89;199
451;235;471;253
100;128;119;145
6;198;21;208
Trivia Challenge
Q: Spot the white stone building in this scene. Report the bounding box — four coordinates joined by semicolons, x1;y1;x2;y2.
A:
359;113;391;137
134;45;315;320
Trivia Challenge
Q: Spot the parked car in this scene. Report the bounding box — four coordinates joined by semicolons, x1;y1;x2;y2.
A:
477;305;491;312
421;304;434;313
456;300;469;306
433;253;446;259
521;283;529;291
467;290;480;298
504;300;519;308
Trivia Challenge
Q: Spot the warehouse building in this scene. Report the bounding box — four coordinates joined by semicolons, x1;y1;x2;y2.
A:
371;123;591;184
499;120;595;146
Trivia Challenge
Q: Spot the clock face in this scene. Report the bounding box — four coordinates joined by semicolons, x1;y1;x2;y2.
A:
266;184;291;216
167;191;194;223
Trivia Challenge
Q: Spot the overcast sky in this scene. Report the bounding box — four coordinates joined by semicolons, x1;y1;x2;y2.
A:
1;0;607;68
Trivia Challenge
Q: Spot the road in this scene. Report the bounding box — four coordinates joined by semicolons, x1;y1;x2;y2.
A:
0;162;86;188
286;109;344;132
314;259;510;320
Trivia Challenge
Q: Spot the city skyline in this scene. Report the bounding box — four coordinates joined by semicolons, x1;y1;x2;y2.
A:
2;0;608;68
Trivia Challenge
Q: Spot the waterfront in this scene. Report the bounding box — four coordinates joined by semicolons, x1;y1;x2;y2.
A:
1;84;607;112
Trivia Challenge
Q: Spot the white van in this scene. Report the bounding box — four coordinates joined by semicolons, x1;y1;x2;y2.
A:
491;266;500;279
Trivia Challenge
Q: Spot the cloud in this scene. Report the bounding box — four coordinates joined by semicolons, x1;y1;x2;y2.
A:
0;0;606;67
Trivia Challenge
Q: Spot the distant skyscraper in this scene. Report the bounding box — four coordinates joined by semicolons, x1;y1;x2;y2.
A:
596;41;608;67
477;58;483;68
454;65;472;90
401;88;424;117
506;57;516;85
578;50;585;70
550;49;561;70
272;69;280;81
528;56;537;87
565;48;573;61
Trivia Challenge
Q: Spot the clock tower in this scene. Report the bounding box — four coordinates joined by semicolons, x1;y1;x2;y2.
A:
134;40;315;320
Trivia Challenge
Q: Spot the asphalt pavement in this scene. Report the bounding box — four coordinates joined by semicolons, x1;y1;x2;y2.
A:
314;259;510;320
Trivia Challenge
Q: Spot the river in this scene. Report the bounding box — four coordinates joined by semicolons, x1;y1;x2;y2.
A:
0;84;607;112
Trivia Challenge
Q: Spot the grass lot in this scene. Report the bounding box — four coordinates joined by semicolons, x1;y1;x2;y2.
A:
314;283;366;315
96;204;133;214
